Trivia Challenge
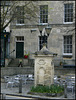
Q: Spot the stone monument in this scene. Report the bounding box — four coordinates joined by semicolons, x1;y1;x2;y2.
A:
34;43;57;86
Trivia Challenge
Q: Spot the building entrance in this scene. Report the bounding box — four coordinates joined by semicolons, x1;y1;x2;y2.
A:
16;42;24;58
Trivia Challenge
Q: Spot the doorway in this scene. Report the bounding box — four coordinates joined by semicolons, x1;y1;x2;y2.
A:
16;42;24;58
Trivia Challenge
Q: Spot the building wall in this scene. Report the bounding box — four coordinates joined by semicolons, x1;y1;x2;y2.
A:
10;1;75;66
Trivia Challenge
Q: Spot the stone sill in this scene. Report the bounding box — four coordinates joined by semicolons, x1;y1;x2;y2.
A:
63;55;72;58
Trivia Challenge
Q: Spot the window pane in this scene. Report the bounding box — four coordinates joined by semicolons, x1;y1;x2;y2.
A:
64;35;72;53
16;36;24;41
16;6;24;24
39;36;47;50
40;5;48;23
70;45;72;53
64;3;73;22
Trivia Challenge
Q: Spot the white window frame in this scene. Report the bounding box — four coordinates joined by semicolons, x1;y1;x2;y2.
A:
16;6;24;25
63;3;73;24
39;35;47;50
15;36;24;42
63;35;72;56
16;24;25;26
39;5;48;24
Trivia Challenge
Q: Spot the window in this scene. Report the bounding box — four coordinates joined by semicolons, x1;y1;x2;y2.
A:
39;35;47;50
40;5;48;23
63;35;72;54
16;6;24;24
16;36;24;41
64;3;73;23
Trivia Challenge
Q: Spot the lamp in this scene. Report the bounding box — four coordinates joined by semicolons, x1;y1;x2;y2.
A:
45;24;52;37
37;24;45;36
38;23;52;43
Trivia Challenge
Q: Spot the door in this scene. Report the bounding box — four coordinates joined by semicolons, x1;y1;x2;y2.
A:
16;42;24;58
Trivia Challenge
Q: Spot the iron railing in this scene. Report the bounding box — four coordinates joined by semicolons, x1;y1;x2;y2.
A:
6;49;15;58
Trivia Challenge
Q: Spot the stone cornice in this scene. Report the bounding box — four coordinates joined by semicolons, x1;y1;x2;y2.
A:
10;23;75;29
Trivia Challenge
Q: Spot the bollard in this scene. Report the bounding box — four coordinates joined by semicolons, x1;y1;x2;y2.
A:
72;86;75;98
2;93;6;99
19;78;22;93
64;82;67;98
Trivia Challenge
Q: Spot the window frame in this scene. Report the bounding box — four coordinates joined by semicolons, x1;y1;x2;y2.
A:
63;3;73;24
39;5;48;24
16;36;24;42
16;6;25;25
39;35;48;50
63;35;72;56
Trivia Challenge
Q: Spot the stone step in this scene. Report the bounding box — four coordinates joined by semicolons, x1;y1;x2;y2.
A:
8;63;19;66
11;60;19;63
7;58;33;67
8;62;19;65
9;62;19;64
7;59;20;67
7;66;32;67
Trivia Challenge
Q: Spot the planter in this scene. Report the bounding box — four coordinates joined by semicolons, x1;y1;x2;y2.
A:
28;92;47;96
56;92;63;97
46;93;56;97
24;55;28;59
46;92;64;97
28;92;64;97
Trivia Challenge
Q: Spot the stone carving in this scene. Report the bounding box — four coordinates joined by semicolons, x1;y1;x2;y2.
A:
38;68;44;85
38;59;46;65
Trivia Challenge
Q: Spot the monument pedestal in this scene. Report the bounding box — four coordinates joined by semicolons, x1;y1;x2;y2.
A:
34;44;57;86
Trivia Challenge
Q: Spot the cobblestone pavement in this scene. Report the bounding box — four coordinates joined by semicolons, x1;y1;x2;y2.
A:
1;81;75;99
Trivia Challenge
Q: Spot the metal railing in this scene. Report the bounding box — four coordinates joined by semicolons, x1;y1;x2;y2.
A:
0;93;6;99
6;50;15;58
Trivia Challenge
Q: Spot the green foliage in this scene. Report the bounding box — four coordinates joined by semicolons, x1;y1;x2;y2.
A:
24;51;30;56
30;84;64;93
60;60;67;65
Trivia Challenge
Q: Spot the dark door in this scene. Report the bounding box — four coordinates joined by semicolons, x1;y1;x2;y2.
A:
16;42;24;58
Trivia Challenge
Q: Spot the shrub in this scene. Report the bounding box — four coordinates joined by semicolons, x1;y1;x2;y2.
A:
30;84;64;93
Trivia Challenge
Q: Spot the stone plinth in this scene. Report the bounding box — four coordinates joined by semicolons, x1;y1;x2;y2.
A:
34;44;57;86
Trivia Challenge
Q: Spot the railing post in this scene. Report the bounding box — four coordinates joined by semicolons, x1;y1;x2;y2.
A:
19;78;22;93
2;93;6;99
64;82;67;98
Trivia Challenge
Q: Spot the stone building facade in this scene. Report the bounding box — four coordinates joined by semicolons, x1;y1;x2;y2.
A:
9;1;75;67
